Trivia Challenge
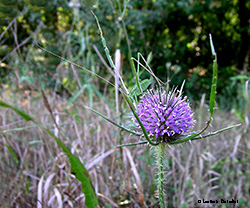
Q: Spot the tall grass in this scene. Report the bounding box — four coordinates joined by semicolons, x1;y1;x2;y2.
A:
1;87;249;207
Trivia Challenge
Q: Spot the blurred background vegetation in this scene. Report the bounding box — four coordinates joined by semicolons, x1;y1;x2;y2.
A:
0;0;249;109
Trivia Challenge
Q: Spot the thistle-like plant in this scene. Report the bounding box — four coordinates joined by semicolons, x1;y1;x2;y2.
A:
0;10;241;208
9;11;239;207
38;14;240;206
87;13;240;207
132;85;196;206
133;86;195;143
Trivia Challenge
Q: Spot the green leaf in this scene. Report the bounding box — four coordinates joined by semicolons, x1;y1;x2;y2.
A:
168;132;200;145
66;84;112;109
66;84;88;108
209;34;216;57
92;11;129;95
84;105;141;136
117;141;148;148
90;85;112;106
0;100;34;121
146;51;153;65
230;75;250;80
5;144;19;163
0;100;99;208
169;124;241;145
129;77;153;97
105;203;113;208
87;85;93;108
209;34;218;120
49;131;99;208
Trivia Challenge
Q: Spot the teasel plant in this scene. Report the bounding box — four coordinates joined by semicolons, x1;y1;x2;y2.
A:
0;11;240;208
86;13;240;207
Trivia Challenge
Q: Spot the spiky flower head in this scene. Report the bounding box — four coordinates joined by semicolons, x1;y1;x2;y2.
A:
133;87;195;143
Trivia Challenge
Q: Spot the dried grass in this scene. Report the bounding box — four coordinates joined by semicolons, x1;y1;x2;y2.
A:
0;89;249;208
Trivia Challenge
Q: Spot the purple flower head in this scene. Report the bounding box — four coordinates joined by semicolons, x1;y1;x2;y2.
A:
133;87;195;142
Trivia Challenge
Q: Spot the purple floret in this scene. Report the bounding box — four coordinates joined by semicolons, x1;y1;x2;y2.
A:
133;87;195;142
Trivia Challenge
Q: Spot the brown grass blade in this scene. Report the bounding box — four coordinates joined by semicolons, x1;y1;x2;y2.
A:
41;90;60;130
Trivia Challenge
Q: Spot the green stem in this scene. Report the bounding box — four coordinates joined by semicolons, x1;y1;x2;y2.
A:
121;19;142;93
155;143;166;207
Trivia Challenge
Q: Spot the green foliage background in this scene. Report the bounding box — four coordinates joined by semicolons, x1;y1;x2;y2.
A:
0;0;250;109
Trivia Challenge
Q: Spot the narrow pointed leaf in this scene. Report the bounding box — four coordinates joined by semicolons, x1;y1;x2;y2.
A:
92;11;129;95
190;123;241;141
0;100;99;208
168;132;200;145
46;129;99;208
129;77;153;97
0;100;34;121
66;84;88;107
117;141;148;148
169;124;241;145
84;106;141;136
90;85;112;106
209;34;218;120
5;144;19;163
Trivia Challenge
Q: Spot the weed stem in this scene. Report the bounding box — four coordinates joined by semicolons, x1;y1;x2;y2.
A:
155;142;166;207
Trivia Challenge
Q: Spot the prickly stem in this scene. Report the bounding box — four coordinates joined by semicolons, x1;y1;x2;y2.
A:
155;143;166;208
